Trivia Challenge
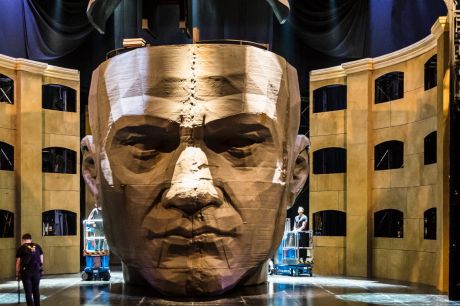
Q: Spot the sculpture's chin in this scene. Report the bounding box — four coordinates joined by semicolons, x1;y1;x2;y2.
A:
122;263;265;296
148;267;248;296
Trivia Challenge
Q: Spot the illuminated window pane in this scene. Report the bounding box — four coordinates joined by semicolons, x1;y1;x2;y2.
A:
375;72;404;103
424;131;437;165
0;141;14;171
374;140;404;170
313;84;347;113
313;210;346;236
42;210;77;236
0;210;14;238
42;84;76;112
424;55;437;90
424;208;436;240
0;74;14;104
42;147;76;174
374;209;403;238
313;147;346;174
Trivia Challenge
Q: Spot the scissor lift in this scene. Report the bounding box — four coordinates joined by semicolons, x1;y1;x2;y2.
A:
271;218;313;276
81;208;110;281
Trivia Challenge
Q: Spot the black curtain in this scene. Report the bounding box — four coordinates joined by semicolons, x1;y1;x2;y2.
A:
0;0;93;60
288;0;368;59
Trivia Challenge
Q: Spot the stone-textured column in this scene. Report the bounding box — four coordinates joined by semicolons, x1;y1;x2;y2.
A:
16;60;46;245
343;60;373;277
433;17;449;292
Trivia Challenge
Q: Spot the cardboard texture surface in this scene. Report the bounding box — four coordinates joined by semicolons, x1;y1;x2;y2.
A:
83;44;308;295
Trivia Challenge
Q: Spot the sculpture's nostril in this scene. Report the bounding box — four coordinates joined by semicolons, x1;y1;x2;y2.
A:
168;197;222;216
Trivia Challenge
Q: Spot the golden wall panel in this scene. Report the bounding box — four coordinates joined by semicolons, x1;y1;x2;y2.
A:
43;245;80;274
312;246;345;275
0;104;15;130
314;173;345;191
43;190;79;212
403;154;422;187
313;236;345;248
310;191;341;213
0;126;15;144
310;134;346;150
310;17;447;287
372;102;391;129
0;171;14;189
0;54;80;279
0;188;15;212
43;173;79;191
44;110;80;136
372;187;407;213
421;164;438;185
406;185;436;218
312;110;346;136
0;248;16;276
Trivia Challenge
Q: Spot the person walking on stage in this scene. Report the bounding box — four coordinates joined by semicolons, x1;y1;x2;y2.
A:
16;233;43;306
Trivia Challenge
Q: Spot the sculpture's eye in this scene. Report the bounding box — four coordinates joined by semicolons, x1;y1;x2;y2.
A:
225;132;264;148
204;123;271;159
225;133;265;158
113;125;180;160
119;135;162;160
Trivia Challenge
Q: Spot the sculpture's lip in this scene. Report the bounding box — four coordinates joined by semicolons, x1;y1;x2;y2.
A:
146;225;238;240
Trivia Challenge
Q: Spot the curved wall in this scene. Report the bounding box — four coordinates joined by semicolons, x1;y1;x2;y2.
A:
0;54;80;279
309;17;449;290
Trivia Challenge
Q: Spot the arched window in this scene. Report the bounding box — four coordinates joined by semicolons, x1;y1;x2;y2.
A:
42;210;77;236
313;147;346;174
424;208;436;240
424;55;437;90
424;131;437;165
42;147;76;174
313;84;347;113
42;84;76;112
0;209;14;238
0;141;14;171
375;71;404;103
374;140;404;170
313;210;346;236
0;74;14;104
374;209;404;238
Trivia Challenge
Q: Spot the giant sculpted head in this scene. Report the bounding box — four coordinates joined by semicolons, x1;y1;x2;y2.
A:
82;44;308;296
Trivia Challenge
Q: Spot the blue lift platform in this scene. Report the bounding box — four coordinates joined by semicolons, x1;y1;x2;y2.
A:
270;218;313;277
81;208;111;281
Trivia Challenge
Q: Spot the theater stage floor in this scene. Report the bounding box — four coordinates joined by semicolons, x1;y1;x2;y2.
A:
1;270;460;305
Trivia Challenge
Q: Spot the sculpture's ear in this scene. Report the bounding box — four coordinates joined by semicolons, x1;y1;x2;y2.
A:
81;135;99;205
288;135;310;205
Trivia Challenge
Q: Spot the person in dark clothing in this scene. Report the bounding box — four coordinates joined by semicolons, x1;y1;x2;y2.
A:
293;206;308;263
293;206;308;231
16;233;43;306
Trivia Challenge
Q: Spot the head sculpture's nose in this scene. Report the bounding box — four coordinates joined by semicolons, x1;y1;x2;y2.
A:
163;146;222;216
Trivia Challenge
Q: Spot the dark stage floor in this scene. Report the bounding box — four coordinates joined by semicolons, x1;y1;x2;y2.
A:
1;270;459;305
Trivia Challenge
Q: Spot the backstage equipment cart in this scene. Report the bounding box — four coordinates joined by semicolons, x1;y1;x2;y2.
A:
270;218;313;276
81;208;111;281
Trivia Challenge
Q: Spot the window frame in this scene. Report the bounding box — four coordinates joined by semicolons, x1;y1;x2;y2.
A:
374;140;404;171
374;209;404;238
313;210;346;236
375;71;404;104
313;147;347;174
42;209;77;236
42;147;77;174
42;84;77;112
312;84;347;113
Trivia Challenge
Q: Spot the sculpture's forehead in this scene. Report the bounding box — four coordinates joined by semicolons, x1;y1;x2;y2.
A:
97;45;289;128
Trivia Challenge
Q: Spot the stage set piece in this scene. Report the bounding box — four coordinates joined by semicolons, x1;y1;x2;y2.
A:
82;44;309;295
